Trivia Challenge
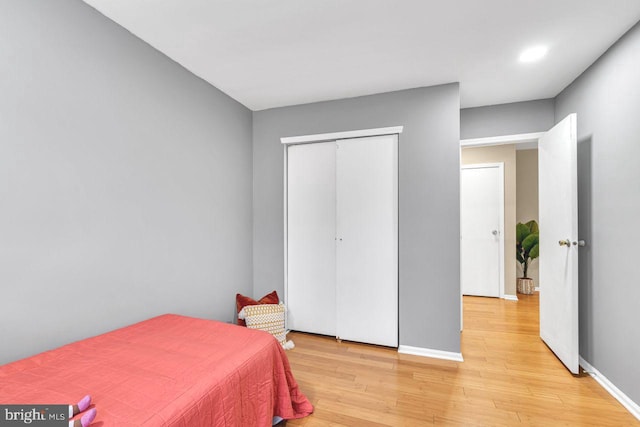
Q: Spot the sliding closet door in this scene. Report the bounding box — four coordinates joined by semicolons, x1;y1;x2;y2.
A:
286;142;337;336
336;134;398;347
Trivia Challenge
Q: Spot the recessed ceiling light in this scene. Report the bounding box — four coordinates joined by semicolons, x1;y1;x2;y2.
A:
519;45;548;63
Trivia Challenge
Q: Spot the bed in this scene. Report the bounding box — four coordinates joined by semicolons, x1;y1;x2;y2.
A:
0;314;313;426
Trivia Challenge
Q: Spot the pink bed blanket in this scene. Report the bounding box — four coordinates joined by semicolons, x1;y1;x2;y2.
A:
0;314;313;426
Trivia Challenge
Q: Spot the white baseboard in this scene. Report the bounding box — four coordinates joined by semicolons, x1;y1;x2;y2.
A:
535;286;540;291
503;294;518;301
580;356;640;421
398;345;464;362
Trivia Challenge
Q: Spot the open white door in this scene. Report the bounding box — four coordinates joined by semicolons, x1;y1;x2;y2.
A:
539;113;579;374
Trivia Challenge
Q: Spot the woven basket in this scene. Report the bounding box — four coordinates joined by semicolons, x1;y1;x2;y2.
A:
517;278;535;295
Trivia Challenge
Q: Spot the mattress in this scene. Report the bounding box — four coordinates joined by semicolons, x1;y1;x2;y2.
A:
0;314;313;426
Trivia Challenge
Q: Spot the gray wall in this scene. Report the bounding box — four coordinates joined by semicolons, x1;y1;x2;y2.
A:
0;0;253;364
253;85;461;352
461;99;555;139
555;21;640;405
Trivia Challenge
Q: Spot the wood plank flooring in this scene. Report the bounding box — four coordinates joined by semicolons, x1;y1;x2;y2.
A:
283;293;638;426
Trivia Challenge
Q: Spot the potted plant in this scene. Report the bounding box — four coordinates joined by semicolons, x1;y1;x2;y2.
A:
516;220;539;294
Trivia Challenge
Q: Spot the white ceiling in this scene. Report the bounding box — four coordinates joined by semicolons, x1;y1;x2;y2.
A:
82;0;640;111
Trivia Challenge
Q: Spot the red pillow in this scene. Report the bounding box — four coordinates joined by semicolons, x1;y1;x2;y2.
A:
235;290;279;326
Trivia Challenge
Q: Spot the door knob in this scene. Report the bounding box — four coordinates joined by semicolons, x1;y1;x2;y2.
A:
558;239;571;247
492;230;498;236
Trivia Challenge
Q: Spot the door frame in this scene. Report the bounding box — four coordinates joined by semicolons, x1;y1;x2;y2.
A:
460;162;505;299
459;132;544;332
281;126;403;330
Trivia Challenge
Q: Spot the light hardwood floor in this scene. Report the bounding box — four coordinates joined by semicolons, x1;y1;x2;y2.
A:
284;293;638;426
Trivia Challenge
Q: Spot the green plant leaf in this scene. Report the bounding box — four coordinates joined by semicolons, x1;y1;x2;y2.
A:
517;221;539;263
522;232;539;252
516;223;530;244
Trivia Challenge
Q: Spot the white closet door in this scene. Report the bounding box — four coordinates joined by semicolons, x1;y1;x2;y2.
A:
335;134;398;347
287;142;337;336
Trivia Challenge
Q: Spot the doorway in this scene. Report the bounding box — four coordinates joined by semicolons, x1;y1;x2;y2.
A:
460;144;519;300
459;115;580;375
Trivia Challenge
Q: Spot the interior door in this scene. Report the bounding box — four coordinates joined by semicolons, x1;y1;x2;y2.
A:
287;142;337;336
539;113;579;374
460;164;504;297
335;134;398;347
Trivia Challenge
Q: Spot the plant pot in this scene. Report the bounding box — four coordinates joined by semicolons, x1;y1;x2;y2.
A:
517;278;535;295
